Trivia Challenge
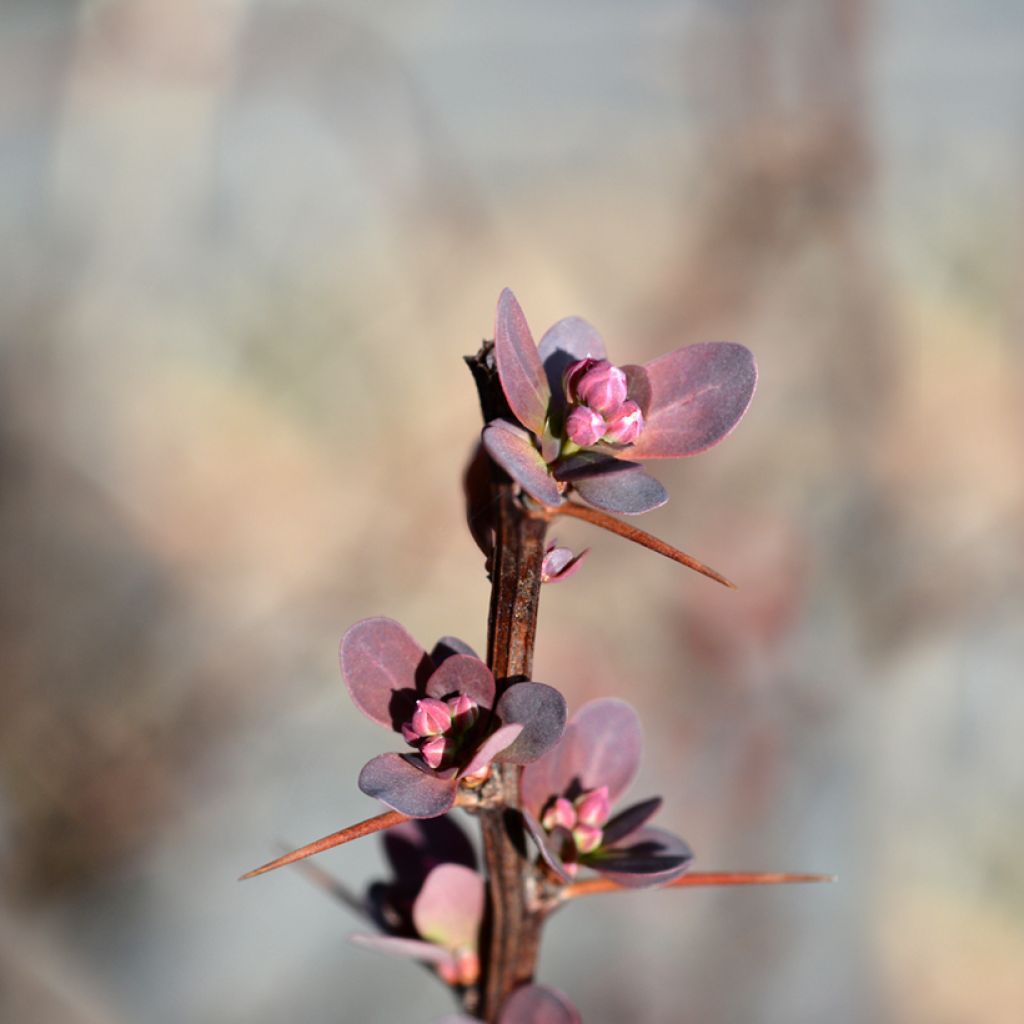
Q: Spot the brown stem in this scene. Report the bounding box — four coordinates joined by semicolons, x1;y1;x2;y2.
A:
554;502;736;589
238;810;408;880
560;871;836;901
467;344;549;1023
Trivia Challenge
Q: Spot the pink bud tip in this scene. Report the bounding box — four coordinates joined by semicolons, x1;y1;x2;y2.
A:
455;948;480;986
542;796;577;832
572;823;604;854
575;360;628;414
401;722;421;744
563;357;602;402
420;735;449;769
566;405;607;447
446;694;479;731
575;786;611;827
602;399;644;444
411;698;452;738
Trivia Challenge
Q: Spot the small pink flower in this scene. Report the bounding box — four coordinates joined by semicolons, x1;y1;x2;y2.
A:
603;400;645;444
565;405;607;447
568;358;628;415
410;698;453;738
571;824;603;854
420;736;451;769
575;785;611;827
541;796;577;832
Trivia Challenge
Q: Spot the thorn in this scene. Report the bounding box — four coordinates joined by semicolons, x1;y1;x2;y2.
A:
239;810;409;881
555;503;736;588
561;871;835;901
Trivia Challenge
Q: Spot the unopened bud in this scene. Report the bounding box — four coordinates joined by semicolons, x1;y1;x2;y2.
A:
603;399;644;444
574;360;628;414
575;786;611;827
541;542;588;584
563;357;601;402
572;823;603;854
410;698;452;738
542;796;577;832
455;948;480;987
566;405;607;447
446;694;479;731
420;735;450;769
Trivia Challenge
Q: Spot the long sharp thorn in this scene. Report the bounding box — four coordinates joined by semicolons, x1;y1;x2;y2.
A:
555;502;736;589
561;871;835;901
239;810;409;881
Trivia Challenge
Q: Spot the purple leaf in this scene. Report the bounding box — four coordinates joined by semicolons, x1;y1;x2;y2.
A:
621;363;652;416
382;816;477;887
552;450;627;481
413;863;484;950
591;826;694;888
430;635;480;664
628;342;757;458
522;811;574;884
482;421;563;508
501;984;582;1024
424;654;496;709
463;442;495;559
601;796;663;845
341;617;431;729
494;288;550;436
555;698;643;805
458;723;524;779
571;464;668;515
537;316;607;416
358;753;456;818
493;683;568;764
349;932;451;965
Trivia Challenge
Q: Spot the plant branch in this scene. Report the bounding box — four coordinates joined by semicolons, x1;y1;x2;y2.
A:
239;810;408;880
553;502;736;588
559;871;836;902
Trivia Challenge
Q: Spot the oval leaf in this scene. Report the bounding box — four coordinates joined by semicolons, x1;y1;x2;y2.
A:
521;811;574;884
425;654;496;710
340;617;432;729
494;288;550;435
601;796;663;846
628;342;757;458
537;316;607;418
571;465;668;515
359;753;456;819
493;683;568;764
482;421;562;507
413;863;485;951
458;723;524;779
555;698;643;805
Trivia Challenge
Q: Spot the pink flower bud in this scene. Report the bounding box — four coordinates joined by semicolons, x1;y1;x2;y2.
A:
574;360;628;414
410;698;452;738
602;399;644;444
438;959;459;985
401;722;421;744
563;357;602;402
541;542;588;584
575;786;611;827
566;405;607;447
446;693;479;731
572;823;604;854
420;735;450;769
455;948;480;986
542;796;577;832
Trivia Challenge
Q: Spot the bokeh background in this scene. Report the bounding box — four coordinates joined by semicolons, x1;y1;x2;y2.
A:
3;1;1023;1022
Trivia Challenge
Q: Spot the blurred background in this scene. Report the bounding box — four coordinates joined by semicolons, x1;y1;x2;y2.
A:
2;1;1023;1021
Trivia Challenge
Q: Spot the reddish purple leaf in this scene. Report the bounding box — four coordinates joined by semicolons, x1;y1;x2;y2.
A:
493;682;568;764
571;464;668;515
430;636;480;664
413;863;484;950
482;421;563;507
601;796;663;846
555;698;642;805
349;932;451;965
424;654;496;709
458;723;524;779
382;816;477;892
463;441;495;558
501;984;582;1024
628;342;757;458
358;753;457;818
590;826;693;888
340;617;432;729
494;288;550;436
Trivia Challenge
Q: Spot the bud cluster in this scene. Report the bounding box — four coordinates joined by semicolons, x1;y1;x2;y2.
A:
540;785;611;871
401;695;480;769
563;358;645;448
